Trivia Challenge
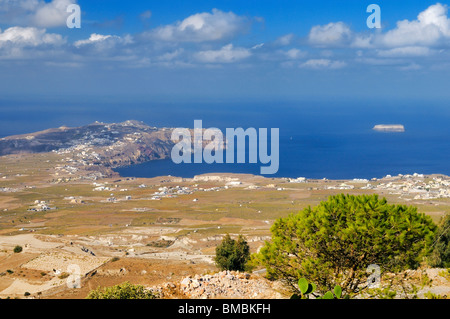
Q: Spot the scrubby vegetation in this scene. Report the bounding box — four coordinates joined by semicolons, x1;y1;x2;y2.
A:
291;278;347;299
13;245;22;253
86;282;158;299
215;234;250;272
254;194;437;296
146;239;175;248
58;272;70;280
429;213;450;268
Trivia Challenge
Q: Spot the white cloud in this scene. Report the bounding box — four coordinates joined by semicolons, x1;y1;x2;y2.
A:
255;46;305;63
74;34;113;47
283;48;305;59
74;33;132;48
157;48;184;61
320;50;334;58
274;33;294;46
0;0;77;27
390;4;449;46
310;3;450;51
72;33;133;59
355;57;406;66
0;26;65;59
302;3;450;71
32;0;75;28
300;59;346;69
0;0;40;13
380;4;449;47
377;46;435;57
351;34;374;49
195;44;251;63
0;26;64;46
44;61;82;68
140;10;152;21
146;9;247;42
377;3;450;48
252;43;264;49
308;22;352;47
3;2;448;71
399;63;422;71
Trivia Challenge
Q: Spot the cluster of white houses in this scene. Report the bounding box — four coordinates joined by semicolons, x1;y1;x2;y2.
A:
150;185;227;200
313;173;450;200
89;179;238;202
92;182;115;192
361;174;450;200
27;200;55;212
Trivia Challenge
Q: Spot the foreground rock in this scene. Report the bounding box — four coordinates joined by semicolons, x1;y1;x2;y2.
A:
150;270;287;299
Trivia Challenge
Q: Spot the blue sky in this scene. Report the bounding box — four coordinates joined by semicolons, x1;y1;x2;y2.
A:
1;0;450;102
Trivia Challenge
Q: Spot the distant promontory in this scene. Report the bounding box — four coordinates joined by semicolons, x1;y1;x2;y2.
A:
373;124;405;132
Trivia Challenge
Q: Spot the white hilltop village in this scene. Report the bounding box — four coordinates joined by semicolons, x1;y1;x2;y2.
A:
363;173;450;200
87;172;450;204
88;175;243;203
315;173;450;200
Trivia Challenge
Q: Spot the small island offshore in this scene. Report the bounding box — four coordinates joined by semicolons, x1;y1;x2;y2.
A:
373;124;405;132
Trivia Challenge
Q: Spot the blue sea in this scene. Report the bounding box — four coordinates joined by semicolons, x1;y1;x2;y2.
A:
1;97;449;179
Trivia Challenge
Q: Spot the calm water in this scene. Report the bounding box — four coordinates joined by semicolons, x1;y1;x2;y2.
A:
1;98;449;179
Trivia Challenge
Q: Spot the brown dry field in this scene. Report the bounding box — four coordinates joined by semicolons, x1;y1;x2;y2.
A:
0;153;449;299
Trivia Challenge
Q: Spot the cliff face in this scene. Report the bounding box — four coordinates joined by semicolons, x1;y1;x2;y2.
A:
0;120;225;173
0;120;176;167
100;130;176;168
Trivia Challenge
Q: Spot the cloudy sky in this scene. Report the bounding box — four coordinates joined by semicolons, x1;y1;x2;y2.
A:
1;0;450;102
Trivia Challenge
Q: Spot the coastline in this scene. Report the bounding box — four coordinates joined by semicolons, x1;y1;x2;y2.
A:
112;156;450;181
0;150;449;299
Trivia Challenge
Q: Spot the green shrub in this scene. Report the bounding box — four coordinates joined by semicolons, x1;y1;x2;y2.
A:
424;291;447;299
86;282;157;299
13;245;23;253
438;269;450;280
429;214;450;267
255;194;437;295
58;272;70;279
214;234;250;271
291;278;346;299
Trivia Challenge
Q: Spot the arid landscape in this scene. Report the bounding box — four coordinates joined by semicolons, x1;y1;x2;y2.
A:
0;126;449;299
1;0;450;310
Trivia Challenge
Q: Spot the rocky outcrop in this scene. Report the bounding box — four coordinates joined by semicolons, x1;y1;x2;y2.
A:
0;121;170;157
149;270;286;299
0;120;223;172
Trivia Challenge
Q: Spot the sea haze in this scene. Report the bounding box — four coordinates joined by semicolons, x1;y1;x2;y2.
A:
0;98;449;179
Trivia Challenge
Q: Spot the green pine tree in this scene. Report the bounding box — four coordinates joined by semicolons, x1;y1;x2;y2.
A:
215;234;250;271
254;194;437;295
429;214;450;267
